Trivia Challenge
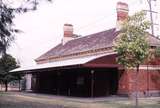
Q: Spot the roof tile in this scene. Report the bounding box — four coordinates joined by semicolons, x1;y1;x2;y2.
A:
36;28;160;62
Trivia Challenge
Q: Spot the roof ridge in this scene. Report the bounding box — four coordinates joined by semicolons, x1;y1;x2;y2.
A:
35;28;120;63
68;28;116;42
149;34;160;41
36;28;116;61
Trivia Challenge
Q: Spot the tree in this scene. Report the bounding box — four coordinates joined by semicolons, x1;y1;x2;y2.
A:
0;0;52;92
0;0;52;56
0;0;52;91
0;4;17;55
0;54;19;91
114;11;150;108
3;0;52;12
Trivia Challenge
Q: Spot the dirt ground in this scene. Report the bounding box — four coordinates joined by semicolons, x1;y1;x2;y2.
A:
0;92;160;108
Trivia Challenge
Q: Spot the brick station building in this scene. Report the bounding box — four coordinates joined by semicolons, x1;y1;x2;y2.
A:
11;2;160;97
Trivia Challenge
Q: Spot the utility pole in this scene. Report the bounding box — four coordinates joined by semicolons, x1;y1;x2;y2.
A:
147;0;155;36
142;0;158;97
145;0;158;36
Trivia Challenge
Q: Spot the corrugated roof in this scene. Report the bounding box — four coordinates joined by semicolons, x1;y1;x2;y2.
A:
11;52;116;72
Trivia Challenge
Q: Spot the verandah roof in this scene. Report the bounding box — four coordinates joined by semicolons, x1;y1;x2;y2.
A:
11;52;116;73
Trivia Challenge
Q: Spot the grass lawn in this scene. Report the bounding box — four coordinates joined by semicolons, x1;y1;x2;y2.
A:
0;92;159;108
0;91;6;96
99;99;160;108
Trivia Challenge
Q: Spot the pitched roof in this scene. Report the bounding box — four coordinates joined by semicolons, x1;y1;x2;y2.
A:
36;28;119;61
36;28;160;62
148;35;160;46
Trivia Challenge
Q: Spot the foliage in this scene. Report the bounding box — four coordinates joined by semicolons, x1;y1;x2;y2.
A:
0;54;19;91
114;11;150;68
114;11;151;108
4;0;52;12
0;4;18;55
0;0;52;56
0;54;19;83
0;0;52;91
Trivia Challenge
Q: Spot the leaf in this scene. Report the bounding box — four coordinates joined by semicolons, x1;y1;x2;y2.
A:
114;11;150;68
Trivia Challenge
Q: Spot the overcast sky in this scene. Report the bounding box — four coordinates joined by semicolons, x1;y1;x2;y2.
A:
8;0;160;67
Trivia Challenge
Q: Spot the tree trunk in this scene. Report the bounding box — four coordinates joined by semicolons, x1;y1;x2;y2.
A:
0;82;2;91
5;81;8;92
19;79;21;91
135;65;139;108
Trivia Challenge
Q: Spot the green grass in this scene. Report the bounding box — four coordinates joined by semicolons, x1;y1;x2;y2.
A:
0;91;5;96
0;91;9;96
0;92;160;108
101;103;160;108
99;99;160;108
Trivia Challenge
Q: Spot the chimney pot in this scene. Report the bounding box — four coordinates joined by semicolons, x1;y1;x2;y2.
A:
62;23;75;44
117;2;129;21
116;2;129;30
63;24;73;37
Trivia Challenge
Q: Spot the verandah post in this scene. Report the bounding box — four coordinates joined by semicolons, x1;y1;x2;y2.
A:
57;72;61;95
91;70;94;97
135;65;139;108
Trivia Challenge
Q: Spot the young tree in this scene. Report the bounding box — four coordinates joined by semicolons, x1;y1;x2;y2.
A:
114;11;150;108
0;54;19;92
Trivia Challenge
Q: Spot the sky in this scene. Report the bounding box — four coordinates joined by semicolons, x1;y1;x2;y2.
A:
8;0;160;67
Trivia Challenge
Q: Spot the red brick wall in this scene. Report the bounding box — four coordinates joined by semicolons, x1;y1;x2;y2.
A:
127;69;160;95
117;71;130;95
148;70;160;90
117;69;160;96
86;54;160;96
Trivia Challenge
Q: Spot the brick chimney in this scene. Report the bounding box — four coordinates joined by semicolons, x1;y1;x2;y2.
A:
62;24;74;44
116;2;129;30
64;24;73;37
